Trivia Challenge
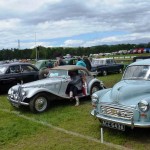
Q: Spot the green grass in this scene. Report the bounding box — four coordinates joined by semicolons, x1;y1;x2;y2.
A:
1;73;150;149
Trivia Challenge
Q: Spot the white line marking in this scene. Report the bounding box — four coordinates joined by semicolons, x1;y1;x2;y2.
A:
0;108;132;150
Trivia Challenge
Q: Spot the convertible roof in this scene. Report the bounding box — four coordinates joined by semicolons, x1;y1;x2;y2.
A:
51;65;87;71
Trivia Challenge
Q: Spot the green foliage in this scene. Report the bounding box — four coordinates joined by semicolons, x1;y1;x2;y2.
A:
1;43;150;61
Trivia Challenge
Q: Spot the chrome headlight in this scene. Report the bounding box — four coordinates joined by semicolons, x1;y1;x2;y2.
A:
138;100;149;112
92;93;98;103
10;89;14;95
21;90;26;96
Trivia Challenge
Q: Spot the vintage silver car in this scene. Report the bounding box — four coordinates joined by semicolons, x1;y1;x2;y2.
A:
8;65;104;113
91;59;150;131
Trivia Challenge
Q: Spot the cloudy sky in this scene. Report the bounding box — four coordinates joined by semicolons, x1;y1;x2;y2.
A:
0;0;150;49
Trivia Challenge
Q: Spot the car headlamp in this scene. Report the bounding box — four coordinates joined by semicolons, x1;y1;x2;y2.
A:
138;100;149;112
91;93;98;103
21;90;26;96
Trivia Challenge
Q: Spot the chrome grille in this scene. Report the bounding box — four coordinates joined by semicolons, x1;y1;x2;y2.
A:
101;105;133;120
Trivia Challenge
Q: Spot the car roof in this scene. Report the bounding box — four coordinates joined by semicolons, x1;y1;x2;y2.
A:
0;62;33;67
51;65;87;71
129;59;150;66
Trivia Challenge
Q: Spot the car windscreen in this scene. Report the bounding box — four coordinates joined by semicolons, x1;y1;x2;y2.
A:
92;60;104;65
48;69;68;77
0;66;7;74
123;65;150;80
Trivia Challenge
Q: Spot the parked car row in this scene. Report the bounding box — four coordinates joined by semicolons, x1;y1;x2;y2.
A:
4;57;150;132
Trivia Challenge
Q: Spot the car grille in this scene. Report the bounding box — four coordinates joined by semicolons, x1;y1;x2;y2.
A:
10;86;22;101
101;105;133;120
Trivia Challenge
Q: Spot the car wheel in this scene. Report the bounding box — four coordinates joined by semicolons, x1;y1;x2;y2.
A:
102;70;107;76
90;83;102;95
29;93;49;113
119;69;123;74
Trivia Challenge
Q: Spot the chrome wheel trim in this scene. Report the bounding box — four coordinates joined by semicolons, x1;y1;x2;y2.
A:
103;71;107;76
91;86;99;94
35;97;47;112
119;69;123;73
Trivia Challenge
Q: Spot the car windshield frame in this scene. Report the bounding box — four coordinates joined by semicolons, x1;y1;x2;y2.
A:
123;65;150;80
0;65;7;74
47;69;68;78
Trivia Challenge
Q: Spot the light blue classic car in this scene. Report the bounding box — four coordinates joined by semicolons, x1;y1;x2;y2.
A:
91;59;150;131
8;65;105;113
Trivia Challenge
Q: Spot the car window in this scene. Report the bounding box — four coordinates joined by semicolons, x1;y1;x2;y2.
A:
123;65;150;80
48;69;68;77
9;65;21;73
21;65;36;72
0;66;7;74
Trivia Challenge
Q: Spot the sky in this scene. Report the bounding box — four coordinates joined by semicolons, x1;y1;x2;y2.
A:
0;0;150;49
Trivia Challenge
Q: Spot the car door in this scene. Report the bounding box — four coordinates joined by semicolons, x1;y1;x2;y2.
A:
3;65;22;90
21;64;39;83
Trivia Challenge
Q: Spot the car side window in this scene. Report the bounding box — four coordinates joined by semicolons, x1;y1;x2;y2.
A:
9;65;21;73
106;59;111;64
21;65;36;72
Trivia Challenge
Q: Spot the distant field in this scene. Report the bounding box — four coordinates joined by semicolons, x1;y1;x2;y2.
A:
1;74;150;150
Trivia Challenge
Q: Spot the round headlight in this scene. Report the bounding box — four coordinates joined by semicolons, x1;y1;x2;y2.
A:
138;100;149;112
91;93;98;103
21;90;26;96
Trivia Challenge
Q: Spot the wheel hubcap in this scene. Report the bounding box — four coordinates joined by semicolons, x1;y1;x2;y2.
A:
92;86;99;94
35;97;47;112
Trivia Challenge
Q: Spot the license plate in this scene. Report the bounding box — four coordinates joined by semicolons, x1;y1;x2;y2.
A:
102;120;125;131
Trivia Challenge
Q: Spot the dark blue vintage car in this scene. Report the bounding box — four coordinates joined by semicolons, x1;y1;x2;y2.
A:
91;58;124;76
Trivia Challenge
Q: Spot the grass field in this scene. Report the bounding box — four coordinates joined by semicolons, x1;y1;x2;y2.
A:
1;73;150;150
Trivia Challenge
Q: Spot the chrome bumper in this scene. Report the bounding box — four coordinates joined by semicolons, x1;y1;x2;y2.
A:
91;109;150;128
7;97;29;106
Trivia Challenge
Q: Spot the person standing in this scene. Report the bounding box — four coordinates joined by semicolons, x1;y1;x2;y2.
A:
76;57;86;68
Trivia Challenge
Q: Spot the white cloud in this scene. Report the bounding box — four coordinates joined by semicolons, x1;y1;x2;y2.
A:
63;40;84;47
0;0;150;49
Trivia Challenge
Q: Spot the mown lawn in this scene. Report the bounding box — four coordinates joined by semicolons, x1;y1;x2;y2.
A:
1;73;150;150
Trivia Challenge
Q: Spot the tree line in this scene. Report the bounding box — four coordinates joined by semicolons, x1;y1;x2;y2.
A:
0;43;150;61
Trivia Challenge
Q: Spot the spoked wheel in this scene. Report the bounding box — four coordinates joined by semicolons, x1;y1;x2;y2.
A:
29;93;49;113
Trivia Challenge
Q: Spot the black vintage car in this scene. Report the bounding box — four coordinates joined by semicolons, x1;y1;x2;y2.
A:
0;62;39;93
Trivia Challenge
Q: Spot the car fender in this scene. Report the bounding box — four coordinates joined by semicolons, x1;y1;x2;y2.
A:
94;88;111;99
87;78;102;93
23;87;67;100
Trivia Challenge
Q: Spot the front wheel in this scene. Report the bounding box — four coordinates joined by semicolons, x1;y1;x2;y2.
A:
119;68;123;74
102;70;107;76
29;93;49;113
90;83;102;95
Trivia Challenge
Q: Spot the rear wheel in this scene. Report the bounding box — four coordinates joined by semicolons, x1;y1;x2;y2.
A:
102;70;107;76
90;83;102;95
29;93;49;113
119;68;123;74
